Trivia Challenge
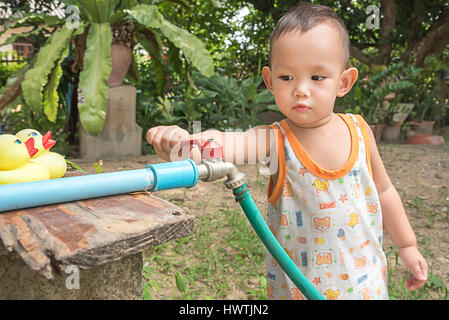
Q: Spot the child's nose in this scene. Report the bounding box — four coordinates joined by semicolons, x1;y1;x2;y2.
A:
293;81;311;98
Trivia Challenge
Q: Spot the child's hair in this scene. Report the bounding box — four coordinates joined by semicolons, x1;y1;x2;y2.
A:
269;1;350;69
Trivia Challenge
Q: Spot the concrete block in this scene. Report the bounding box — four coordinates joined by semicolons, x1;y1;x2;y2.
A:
80;85;142;159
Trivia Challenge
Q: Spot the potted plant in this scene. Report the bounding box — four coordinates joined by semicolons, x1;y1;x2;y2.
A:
0;0;214;136
407;89;438;135
372;63;420;142
382;93;405;142
337;62;419;143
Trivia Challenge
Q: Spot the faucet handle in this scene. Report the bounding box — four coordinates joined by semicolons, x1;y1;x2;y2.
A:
181;138;223;161
201;139;223;160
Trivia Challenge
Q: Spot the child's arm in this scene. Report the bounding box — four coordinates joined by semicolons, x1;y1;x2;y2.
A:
363;120;428;291
146;124;272;165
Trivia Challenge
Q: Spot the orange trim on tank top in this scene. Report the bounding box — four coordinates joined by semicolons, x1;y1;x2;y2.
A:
267;124;286;205
279;113;359;180
354;114;373;178
267;114;364;205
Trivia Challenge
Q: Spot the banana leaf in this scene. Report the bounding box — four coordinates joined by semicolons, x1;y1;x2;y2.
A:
126;52;140;85
135;30;166;96
158;20;214;77
127;4;214;77
0;14;61;39
2;25;51;46
77;0;120;23
21;25;73;113
42;47;67;122
77;22;112;136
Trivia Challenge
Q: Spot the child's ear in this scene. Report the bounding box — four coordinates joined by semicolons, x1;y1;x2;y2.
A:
336;67;358;97
262;66;273;92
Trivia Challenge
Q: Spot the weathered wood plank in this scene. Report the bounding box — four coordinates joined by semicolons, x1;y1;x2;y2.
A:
0;191;194;279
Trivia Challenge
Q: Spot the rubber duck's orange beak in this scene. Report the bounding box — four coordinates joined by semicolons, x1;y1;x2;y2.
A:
25;137;38;157
42;131;56;150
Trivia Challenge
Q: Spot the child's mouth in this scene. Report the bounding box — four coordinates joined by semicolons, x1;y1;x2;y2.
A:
293;104;310;112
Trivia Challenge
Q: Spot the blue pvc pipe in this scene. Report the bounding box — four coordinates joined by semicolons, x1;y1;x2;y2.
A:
148;159;198;191
0;159;198;212
0;169;154;212
233;184;325;300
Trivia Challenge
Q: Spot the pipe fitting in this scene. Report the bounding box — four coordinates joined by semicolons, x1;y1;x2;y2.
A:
197;159;247;190
224;165;247;190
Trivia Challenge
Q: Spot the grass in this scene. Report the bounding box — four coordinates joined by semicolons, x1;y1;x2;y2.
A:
142;204;448;300
386;245;448;300
142;205;266;300
141;157;449;300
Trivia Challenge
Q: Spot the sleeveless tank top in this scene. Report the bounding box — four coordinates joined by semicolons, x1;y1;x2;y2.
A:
265;113;389;300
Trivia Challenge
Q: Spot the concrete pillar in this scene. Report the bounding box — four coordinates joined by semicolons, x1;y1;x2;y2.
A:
0;250;143;300
80;85;142;159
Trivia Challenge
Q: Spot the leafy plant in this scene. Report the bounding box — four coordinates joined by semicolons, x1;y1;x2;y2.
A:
0;56;31;113
175;270;187;294
93;160;103;174
384;92;405;125
338;62;421;125
404;52;449;124
0;0;214;136
192;71;275;130
411;91;438;123
136;68;275;137
0;90;72;154
66;159;85;172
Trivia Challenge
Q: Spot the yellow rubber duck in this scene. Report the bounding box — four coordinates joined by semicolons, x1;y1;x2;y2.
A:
15;129;67;179
0;134;50;185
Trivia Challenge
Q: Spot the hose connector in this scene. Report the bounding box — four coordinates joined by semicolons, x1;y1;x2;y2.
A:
197;159;246;190
187;138;246;189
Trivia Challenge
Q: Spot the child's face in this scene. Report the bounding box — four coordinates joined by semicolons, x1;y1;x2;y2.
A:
262;23;358;128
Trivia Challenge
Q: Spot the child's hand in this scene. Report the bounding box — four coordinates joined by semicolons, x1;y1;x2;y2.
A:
146;125;197;162
398;246;428;291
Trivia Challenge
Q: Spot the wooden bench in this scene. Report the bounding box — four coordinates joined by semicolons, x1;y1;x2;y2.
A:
0;191;194;299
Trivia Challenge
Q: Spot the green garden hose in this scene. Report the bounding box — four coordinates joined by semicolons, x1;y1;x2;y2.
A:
233;184;325;300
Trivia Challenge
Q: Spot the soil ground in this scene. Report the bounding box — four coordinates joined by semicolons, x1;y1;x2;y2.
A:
69;142;449;299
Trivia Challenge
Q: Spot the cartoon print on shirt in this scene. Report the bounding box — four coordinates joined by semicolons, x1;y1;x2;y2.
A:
295;210;303;226
280;210;289;226
266;115;389;300
365;187;373;196
339;194;348;203
319;201;336;210
312;249;336;269
313;216;331;231
337;228;346;240
366;201;379;214
312;179;329;193
316;252;333;266
290;287;305;300
353;182;361;199
348;212;359;228
354;256;367;270
297;236;307;244
267;283;276;299
362;287;371;300
325;289;340;300
299;167;307;176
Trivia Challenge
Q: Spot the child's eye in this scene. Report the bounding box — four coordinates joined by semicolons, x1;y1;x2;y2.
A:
279;75;293;81
311;75;325;81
